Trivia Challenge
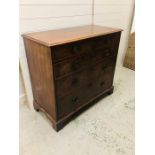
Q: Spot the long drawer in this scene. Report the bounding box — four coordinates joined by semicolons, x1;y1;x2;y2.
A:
93;32;121;50
57;64;115;119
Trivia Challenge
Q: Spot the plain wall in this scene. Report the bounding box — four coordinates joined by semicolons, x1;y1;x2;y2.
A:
19;68;26;104
93;0;134;65
19;0;134;108
19;0;93;108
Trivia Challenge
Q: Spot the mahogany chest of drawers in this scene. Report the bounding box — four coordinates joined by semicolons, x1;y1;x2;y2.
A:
23;25;122;131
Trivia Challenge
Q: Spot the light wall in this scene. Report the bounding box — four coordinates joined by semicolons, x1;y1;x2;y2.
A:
94;0;135;65
19;67;27;104
19;70;25;98
19;0;134;108
19;0;93;108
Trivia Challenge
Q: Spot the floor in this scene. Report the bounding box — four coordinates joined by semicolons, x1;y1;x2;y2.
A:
19;66;135;155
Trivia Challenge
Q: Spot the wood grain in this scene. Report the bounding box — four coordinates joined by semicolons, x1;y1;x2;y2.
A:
23;25;122;46
24;38;57;120
23;25;122;131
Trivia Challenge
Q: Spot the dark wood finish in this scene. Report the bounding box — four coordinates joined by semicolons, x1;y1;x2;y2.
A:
23;25;122;131
57;65;115;119
52;39;92;63
53;34;119;79
24;39;57;120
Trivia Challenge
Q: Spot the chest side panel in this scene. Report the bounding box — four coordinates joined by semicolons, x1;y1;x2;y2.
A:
24;38;57;120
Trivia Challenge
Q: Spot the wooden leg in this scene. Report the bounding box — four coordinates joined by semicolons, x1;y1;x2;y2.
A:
32;86;115;132
53;123;64;132
33;100;40;112
107;86;114;95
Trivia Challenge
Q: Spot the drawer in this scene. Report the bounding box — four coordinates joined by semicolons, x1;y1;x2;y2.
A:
94;45;118;60
56;57;116;98
93;32;121;50
52;39;93;63
55;64;92;98
57;86;95;119
57;65;115;119
92;66;115;95
54;46;117;79
54;53;92;79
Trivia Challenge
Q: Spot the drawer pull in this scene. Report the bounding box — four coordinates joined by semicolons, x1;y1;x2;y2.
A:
72;96;79;104
100;81;105;86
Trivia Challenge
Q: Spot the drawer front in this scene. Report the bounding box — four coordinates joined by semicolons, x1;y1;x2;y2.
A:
94;32;121;50
57;64;115;119
94;44;118;60
55;57;116;98
52;39;93;63
56;67;90;98
53;32;120;79
52;32;120;63
54;46;117;79
58;87;96;119
54;54;92;79
92;66;115;95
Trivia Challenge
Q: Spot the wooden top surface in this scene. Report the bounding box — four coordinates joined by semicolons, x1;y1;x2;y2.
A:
23;25;122;47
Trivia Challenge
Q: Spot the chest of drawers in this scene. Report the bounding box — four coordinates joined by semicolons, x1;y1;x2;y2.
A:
23;25;122;131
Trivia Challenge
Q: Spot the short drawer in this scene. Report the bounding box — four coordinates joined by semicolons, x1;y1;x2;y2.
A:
93;32;121;50
94;45;118;60
52;39;93;63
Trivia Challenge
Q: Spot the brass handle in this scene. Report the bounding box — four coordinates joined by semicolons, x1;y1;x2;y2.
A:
72;96;79;104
